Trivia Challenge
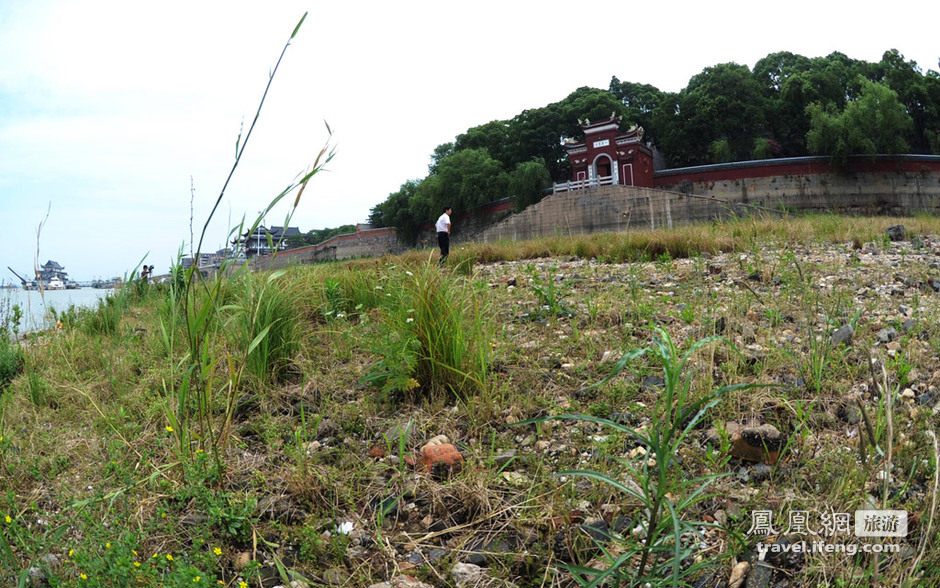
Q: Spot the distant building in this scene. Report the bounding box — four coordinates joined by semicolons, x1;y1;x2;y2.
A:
233;226;302;258
556;115;654;192
38;260;68;282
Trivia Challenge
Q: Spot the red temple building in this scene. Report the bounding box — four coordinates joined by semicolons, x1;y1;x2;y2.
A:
557;115;654;192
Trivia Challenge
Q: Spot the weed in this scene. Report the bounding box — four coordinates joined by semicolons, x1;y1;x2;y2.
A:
366;262;491;401
524;327;757;587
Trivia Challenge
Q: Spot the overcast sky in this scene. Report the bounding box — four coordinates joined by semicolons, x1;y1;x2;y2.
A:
1;0;937;280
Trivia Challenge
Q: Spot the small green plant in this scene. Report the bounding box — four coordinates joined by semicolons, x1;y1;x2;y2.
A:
524;327;757;587
322;276;345;320
529;269;572;320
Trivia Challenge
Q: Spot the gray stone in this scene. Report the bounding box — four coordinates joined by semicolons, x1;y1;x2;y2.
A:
28;567;48;587
877;328;898;343
315;418;341;440
323;568;347;586
384;421;417;446
887;224;906;242
917;389;939;406
641;375;665;392
428;548;449;564
452;563;485;586
749;462;773;483
744;560;773;588
831;324;853;346
493;449;517;466
838;402;861;425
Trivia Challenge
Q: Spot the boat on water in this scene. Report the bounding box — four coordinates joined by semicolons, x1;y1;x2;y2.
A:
45;277;66;290
7;259;80;290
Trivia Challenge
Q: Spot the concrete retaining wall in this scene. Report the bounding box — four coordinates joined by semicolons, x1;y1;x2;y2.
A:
481;155;940;242
250;227;404;270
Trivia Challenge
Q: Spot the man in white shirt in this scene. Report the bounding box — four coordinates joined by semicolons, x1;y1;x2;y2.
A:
435;205;452;265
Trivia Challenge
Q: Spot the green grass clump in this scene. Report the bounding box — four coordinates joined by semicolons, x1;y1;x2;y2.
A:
228;270;301;388
365;261;491;401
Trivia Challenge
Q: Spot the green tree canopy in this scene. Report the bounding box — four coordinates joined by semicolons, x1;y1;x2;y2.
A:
368;48;940;242
807;77;914;164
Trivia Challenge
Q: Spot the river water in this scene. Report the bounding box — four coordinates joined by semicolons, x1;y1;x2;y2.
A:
0;287;115;333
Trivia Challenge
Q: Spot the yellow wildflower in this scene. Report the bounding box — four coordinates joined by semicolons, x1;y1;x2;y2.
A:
193;576;201;582
81;574;88;580
213;547;222;556
166;426;174;433
166;554;174;561
240;582;248;588
4;515;10;523
69;549;74;557
106;542;111;549
134;561;141;567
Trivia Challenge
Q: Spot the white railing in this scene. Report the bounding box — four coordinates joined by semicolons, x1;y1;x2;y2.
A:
552;175;615;193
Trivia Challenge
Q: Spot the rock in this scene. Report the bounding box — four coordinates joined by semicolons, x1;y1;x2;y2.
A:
323;567;347;585
729;561;750;588
929;277;940;293
368;445;387;459
837;402;861;425
501;471;530;486
28;566;48;587
714;316;727;334
749;462;773;483
831;324;854;346
553;520;610;564
452;563;485;585
877;328;898;344
368;577;435;588
290;581;310;588
384;421;418;446
764;536;806;570
744;560;773;588
706;421;782;465
493;449;517;466
886;224;906;242
419;443;463;477
422;434;450;448
728;422;783;465
640;375;665;392
428;548;449;564
234;551;253;570
917;388;938;406
315;418;341;439
903;318;916;333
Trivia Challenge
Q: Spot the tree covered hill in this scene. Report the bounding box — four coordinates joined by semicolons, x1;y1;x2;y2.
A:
369;49;940;243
